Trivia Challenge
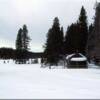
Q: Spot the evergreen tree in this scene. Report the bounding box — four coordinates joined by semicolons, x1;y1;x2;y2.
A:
87;23;94;61
88;24;94;34
65;24;73;54
65;23;80;54
60;27;64;55
16;25;30;51
15;25;31;64
87;3;100;62
87;23;94;51
44;17;64;66
15;28;23;63
65;6;88;55
22;25;30;51
78;6;88;54
16;28;23;50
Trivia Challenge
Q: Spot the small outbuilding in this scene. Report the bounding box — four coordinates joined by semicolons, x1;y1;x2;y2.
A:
66;53;88;68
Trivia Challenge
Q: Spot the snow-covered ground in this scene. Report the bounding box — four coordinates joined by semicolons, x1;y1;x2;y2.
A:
0;62;100;99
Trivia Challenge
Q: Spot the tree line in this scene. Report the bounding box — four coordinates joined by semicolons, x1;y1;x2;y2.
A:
0;5;96;65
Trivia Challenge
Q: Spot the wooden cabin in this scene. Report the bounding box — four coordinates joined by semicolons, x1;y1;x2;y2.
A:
66;53;88;68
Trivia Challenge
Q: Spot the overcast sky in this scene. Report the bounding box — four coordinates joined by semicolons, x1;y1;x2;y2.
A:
0;0;97;52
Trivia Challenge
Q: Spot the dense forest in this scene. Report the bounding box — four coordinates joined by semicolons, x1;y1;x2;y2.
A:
44;6;91;66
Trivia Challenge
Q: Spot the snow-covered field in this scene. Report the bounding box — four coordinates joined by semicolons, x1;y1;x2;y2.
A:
0;62;100;99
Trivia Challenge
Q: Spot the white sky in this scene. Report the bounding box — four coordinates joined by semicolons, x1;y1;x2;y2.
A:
0;0;97;52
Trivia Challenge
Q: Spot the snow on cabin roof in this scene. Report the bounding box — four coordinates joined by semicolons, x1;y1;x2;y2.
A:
66;53;87;61
71;57;87;62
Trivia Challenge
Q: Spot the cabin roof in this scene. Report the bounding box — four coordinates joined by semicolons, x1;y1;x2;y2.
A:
66;53;87;62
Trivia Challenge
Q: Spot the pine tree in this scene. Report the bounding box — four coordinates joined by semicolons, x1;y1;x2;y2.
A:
15;28;23;63
44;17;64;66
65;23;80;54
60;27;64;55
87;24;94;50
16;28;23;50
89;24;94;34
86;24;94;61
87;23;94;52
65;24;73;54
16;25;30;51
78;6;88;54
65;6;88;55
15;25;31;64
22;25;30;51
87;3;100;62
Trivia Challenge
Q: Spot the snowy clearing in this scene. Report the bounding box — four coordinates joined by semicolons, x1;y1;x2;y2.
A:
0;63;100;99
